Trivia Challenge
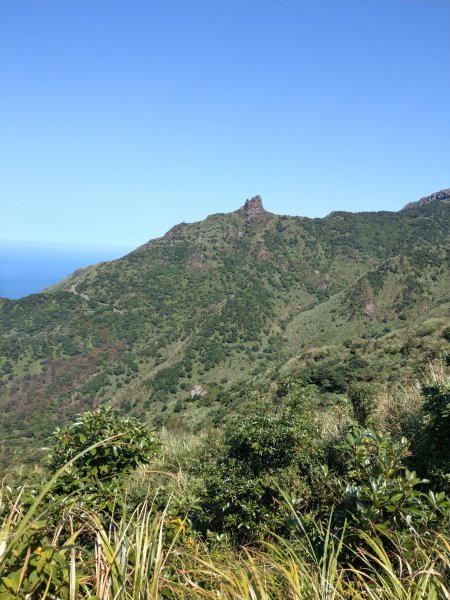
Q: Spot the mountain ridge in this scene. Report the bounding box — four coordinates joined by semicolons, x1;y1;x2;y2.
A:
128;188;450;255
1;188;449;468
401;188;450;211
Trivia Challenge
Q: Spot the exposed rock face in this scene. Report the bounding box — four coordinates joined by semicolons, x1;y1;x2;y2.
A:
362;302;376;318
240;195;267;224
190;384;207;398
402;189;450;211
162;223;186;241
347;276;374;319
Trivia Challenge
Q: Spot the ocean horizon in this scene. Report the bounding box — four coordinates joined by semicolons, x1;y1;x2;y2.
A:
0;241;132;299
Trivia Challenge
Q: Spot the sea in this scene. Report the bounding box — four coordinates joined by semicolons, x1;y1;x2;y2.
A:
0;241;132;300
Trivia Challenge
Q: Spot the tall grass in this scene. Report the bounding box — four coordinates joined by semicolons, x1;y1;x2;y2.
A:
371;361;449;439
3;486;448;598
1;439;449;598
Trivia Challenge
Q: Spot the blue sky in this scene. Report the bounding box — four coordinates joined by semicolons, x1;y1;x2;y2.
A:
1;0;449;249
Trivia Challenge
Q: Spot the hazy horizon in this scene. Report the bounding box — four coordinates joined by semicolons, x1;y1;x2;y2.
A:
0;241;133;299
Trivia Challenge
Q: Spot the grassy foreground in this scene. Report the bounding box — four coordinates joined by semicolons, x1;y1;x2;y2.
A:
0;487;449;599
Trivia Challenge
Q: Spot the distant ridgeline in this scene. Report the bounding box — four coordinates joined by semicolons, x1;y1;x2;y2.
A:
1;190;450;467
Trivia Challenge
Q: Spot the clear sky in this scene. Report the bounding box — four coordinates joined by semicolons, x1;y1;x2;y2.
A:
1;0;449;249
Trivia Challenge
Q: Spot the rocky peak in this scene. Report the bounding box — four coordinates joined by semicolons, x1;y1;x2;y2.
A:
240;195;267;224
401;188;450;211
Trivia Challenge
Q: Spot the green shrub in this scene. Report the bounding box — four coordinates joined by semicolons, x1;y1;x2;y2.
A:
413;379;450;492
348;382;376;426
48;406;159;505
332;428;450;536
198;382;326;540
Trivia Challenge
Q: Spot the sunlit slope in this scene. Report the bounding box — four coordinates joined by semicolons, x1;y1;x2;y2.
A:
1;193;449;466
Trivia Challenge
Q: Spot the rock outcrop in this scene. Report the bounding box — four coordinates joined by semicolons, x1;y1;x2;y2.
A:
239;195;267;224
190;384;207;398
161;223;186;241
401;189;450;211
362;302;376;318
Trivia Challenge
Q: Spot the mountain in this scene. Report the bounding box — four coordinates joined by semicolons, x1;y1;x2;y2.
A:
1;191;450;468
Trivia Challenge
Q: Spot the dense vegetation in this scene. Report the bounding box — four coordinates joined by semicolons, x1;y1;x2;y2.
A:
1;365;449;597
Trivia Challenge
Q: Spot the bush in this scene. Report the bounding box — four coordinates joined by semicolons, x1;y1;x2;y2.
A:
413;378;450;492
48;406;159;503
198;382;326;540
441;326;450;342
348;382;376;426
331;428;450;536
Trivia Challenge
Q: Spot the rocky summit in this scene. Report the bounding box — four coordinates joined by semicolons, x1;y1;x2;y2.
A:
401;188;450;210
239;195;267;224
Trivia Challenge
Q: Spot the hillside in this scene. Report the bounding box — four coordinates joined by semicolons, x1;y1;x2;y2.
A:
1;191;450;468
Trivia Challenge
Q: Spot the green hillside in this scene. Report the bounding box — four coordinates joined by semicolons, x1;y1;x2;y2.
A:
1;191;449;467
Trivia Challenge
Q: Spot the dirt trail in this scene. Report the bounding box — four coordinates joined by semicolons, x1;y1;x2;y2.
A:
66;283;120;313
